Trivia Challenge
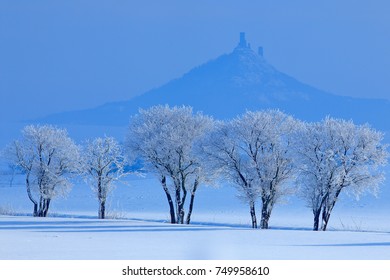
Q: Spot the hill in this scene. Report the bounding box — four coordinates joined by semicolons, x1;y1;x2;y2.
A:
42;33;390;131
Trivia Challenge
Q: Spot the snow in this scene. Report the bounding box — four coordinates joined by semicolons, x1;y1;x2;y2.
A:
1;174;390;259
1;215;390;260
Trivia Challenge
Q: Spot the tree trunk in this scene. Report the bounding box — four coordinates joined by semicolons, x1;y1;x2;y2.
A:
180;185;187;224
99;200;106;219
175;178;186;224
321;202;334;231
249;201;257;229
320;188;343;231
321;207;330;231
38;196;51;217
185;179;199;225
260;180;277;229
33;203;38;217
161;176;176;224
313;208;321;231
260;208;269;229
42;198;51;217
97;175;106;219
38;196;44;217
260;199;272;229
176;186;183;224
179;180;187;224
25;174;38;217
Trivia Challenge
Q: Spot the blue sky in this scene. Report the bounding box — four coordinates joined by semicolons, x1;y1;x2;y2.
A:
1;0;390;122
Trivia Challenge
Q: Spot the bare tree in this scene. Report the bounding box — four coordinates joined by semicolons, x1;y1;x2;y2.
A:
232;110;298;229
296;117;388;231
5;125;80;217
200;120;259;228
125;105;213;224
202;110;297;229
82;136;127;219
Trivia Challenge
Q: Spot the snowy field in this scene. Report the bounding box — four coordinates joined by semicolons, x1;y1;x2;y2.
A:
2;215;390;260
0;173;390;260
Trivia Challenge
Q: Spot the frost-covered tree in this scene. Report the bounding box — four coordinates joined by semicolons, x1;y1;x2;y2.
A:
202;110;297;229
296;118;388;231
232;110;298;229
5;125;80;217
125;105;213;224
201;120;259;228
82;136;127;219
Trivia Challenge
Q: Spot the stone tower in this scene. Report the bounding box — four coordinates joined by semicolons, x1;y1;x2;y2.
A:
236;32;264;57
258;46;263;57
238;32;248;48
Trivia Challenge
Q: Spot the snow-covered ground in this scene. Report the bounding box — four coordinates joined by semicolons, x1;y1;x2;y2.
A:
0;174;390;259
1;215;390;260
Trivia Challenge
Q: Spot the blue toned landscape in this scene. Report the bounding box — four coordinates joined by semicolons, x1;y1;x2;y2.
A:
1;1;390;260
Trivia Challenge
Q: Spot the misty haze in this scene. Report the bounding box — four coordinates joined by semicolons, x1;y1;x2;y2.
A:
1;1;390;262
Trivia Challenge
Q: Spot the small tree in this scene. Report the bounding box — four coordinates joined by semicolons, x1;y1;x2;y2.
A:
126;105;213;224
82;136;127;219
6;125;80;217
296;117;388;231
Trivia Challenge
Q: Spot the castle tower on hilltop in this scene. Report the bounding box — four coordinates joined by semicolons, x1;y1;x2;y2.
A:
235;32;264;57
258;46;263;57
239;32;248;48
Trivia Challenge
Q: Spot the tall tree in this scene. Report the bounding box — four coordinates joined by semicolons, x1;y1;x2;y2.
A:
82;136;127;219
200;120;259;228
6;125;80;217
202;110;297;229
232;110;298;229
125;105;213;224
296;117;388;231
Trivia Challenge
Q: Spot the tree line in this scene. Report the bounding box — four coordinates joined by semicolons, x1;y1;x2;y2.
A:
2;105;388;231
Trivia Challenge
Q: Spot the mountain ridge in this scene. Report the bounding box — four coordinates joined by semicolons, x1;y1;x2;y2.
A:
42;33;390;131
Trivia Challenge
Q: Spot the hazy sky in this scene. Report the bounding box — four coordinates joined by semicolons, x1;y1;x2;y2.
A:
1;0;390;122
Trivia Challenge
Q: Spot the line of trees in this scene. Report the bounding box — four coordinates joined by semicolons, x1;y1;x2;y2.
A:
2;105;388;231
4;126;126;219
